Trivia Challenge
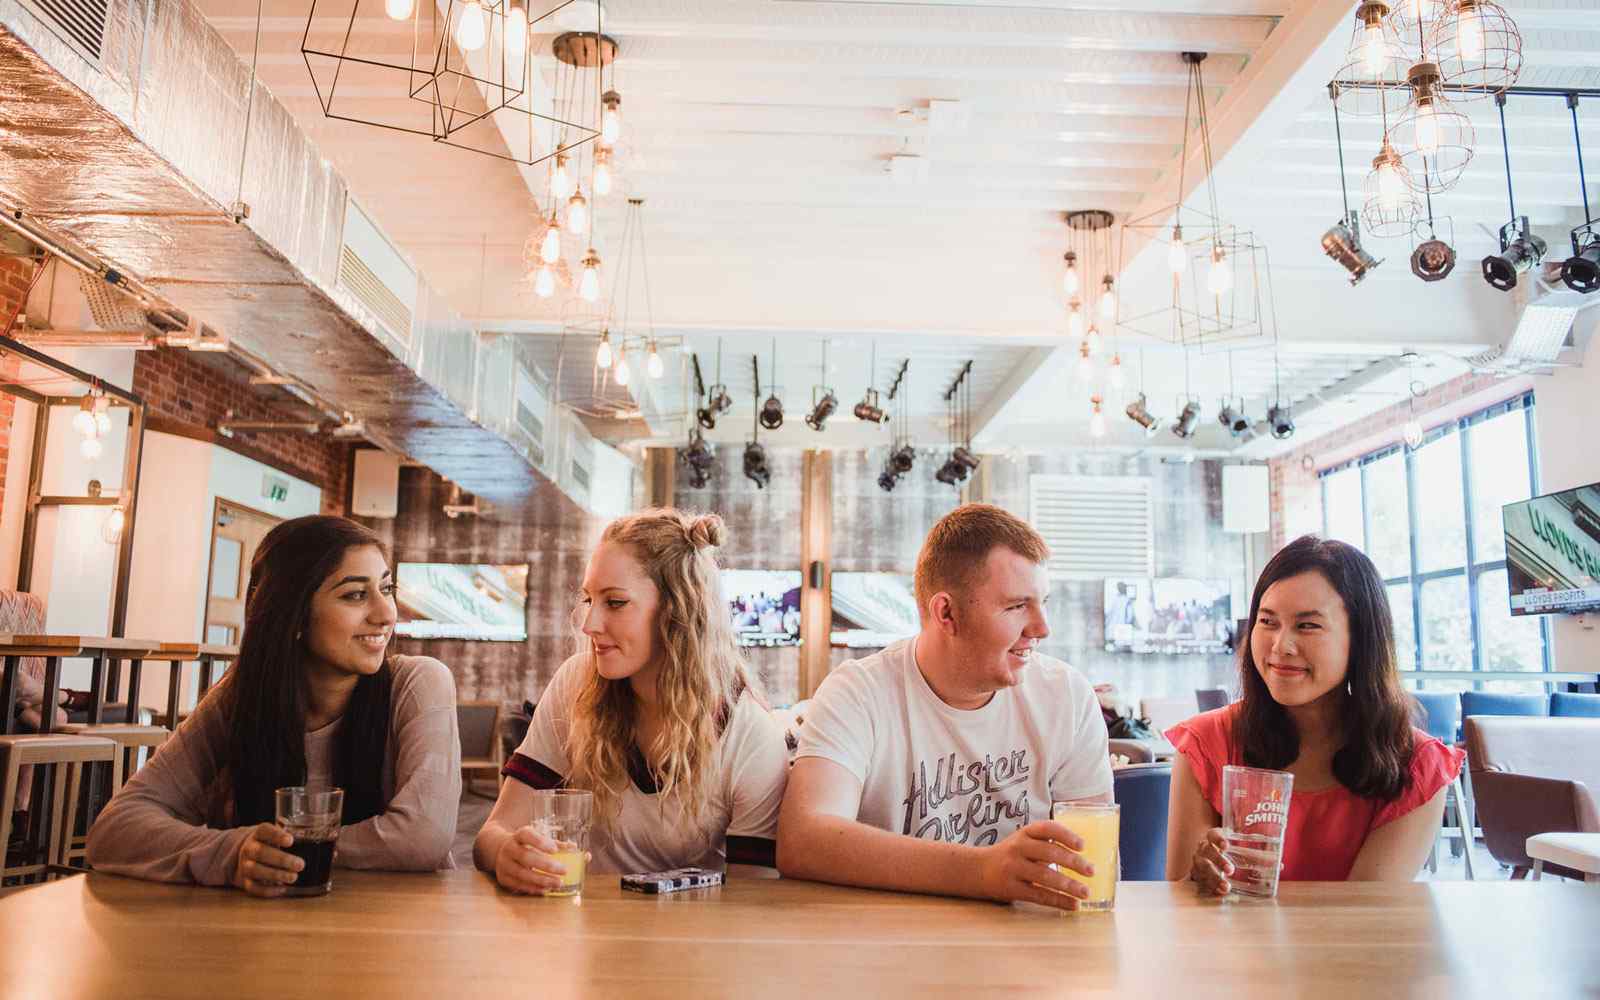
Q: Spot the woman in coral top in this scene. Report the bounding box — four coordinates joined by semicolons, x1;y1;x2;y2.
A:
1166;535;1464;892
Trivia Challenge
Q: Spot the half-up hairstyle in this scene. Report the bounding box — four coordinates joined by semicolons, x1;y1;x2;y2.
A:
224;515;395;827
1233;534;1415;801
566;508;757;831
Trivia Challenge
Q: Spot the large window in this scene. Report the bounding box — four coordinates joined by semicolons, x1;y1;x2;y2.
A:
1319;394;1548;687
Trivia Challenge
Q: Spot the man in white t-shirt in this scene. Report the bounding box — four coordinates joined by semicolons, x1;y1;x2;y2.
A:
777;503;1113;910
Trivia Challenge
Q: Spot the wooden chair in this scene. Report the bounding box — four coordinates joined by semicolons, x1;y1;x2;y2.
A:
56;723;171;866
458;702;504;800
1;734;116;885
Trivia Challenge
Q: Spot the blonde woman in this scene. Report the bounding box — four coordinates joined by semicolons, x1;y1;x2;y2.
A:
474;509;789;893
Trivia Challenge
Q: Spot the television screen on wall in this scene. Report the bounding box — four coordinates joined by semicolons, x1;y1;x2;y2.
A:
1104;577;1232;654
395;563;529;641
722;569;802;647
1504;483;1600;616
830;572;919;648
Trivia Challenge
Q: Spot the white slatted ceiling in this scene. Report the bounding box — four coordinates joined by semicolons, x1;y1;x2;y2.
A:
1029;474;1154;580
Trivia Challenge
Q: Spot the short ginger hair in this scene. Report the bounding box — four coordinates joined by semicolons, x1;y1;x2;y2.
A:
913;503;1050;620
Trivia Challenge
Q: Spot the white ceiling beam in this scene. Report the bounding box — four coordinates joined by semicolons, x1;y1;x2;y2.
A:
969;347;1061;446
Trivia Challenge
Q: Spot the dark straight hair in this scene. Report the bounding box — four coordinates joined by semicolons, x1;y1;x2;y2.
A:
1233;534;1415;802
224;515;395;827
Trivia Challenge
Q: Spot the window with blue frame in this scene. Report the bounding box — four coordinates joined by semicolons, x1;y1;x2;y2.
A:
1319;393;1549;686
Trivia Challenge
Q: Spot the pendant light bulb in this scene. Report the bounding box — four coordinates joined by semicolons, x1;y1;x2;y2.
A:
94;410;111;436
80;435;103;460
1376;150;1407;211
579;251;600;302
384;0;413;20
1086;325;1103;357
101;505;126;544
1089;397;1107;440
1415;99;1441;156
647;342;663;379
601;91;622;147
539;217;562;264
454;0;486;52
594;152;613;196
1108;354;1126;391
595;332;613;370
1075;342;1094;381
1208;246;1233;296
614;353;631;387
1403;417;1425;449
1361;19;1389;76
1099;277;1117;320
1168;227;1186;275
73;399;96;436
1458;3;1484;60
567;190;589;237
1068;305;1084;340
534;264;555;299
506;4;528;69
1062;254;1080;296
550;156;572;201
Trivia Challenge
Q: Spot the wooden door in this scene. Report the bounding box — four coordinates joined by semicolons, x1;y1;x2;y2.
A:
202;500;281;645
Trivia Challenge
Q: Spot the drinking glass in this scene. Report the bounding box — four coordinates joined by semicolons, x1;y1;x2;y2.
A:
274;786;343;897
1051;801;1120;911
1220;765;1294;899
530;789;593;897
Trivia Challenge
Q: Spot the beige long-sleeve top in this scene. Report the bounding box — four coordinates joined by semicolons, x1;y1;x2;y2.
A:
86;655;462;886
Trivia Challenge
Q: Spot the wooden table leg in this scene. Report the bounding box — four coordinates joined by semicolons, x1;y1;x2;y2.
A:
39;657;61;736
124;660;143;725
0;655;17;736
88;655;106;726
165;661;182;732
106;656;122;702
197;658;216;700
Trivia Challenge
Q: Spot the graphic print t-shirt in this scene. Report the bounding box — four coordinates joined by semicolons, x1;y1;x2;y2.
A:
795;640;1112;844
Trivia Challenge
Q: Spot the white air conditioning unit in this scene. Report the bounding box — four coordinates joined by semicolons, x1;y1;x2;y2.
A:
338;198;418;359
513;365;550;469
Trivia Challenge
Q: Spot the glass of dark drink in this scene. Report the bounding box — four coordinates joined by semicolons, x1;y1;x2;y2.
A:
274;786;344;897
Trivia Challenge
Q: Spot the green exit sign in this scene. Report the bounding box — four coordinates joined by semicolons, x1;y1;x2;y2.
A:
262;474;290;503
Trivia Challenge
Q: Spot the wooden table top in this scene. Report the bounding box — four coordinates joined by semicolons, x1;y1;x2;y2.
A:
1;870;1595;998
0;635;162;657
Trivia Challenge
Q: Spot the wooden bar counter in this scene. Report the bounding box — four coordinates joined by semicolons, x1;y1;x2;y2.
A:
1;870;1595;998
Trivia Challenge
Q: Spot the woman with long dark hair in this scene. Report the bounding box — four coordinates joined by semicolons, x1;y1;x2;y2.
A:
1165;535;1463;891
88;516;461;895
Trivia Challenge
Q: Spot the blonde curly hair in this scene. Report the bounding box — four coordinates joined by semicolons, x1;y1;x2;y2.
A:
565;508;758;831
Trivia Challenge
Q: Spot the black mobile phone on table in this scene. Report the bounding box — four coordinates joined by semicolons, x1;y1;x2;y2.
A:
620;868;724;894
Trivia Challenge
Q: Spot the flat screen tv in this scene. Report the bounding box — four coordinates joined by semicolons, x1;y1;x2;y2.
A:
830;571;919;648
394;563;529;641
723;569;802;647
1104;577;1232;654
1503;482;1600;616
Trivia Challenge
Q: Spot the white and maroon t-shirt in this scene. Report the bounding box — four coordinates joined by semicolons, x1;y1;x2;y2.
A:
503;653;788;874
795;639;1111;844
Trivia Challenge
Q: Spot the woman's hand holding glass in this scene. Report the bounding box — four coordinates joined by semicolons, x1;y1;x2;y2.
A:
493;824;572;895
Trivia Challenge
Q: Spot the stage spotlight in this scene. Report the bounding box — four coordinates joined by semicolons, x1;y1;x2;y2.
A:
1561;228;1600;294
1411;239;1457;282
707;384;734;414
1482;217;1547;292
853;387;886;423
890;444;916;474
951;446;981;471
1124;394;1161;437
1171;400;1201;440
1217;405;1249;437
1321;215;1381;285
696;406;716;430
742;442;770;489
758;394;785;430
1267;403;1295;441
877;467;899;492
935;458;963;486
804;390;838;431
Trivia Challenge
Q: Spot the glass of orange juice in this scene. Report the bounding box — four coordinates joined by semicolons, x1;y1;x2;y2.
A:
1051;802;1120;912
530;789;592;897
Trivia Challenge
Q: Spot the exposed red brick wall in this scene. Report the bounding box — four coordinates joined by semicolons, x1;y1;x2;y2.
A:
0;257;40;500
1266;369;1530;552
132;349;350;515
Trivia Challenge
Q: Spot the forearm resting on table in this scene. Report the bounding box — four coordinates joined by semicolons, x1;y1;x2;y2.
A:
473;819;517;873
777;811;989;899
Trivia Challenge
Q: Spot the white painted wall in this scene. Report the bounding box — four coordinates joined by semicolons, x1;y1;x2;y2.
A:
1532;332;1600;676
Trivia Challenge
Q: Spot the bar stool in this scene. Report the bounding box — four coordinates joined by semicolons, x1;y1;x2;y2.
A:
55;723;170;866
1;734;116;885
